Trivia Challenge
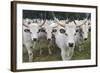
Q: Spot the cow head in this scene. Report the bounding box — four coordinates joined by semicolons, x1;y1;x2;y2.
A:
42;19;58;41
23;18;46;41
77;18;90;41
53;16;78;48
64;21;78;47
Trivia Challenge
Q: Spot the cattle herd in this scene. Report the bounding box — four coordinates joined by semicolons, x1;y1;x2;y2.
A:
23;12;91;62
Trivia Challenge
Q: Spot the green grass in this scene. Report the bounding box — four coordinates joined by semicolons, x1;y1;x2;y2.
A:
23;33;91;62
72;33;91;60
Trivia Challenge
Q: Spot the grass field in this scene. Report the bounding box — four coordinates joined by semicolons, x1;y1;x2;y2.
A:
23;33;91;62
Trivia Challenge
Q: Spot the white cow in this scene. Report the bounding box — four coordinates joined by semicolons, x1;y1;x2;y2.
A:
42;19;57;40
75;18;91;51
23;18;45;62
37;27;54;55
75;18;91;41
51;17;79;60
41;19;58;55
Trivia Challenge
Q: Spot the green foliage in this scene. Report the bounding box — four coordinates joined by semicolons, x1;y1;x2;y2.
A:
23;10;91;20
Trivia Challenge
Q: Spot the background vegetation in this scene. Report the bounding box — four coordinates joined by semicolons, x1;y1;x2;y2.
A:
23;10;91;20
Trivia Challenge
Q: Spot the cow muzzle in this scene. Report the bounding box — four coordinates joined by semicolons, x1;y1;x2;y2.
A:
84;38;88;41
33;38;37;41
68;43;74;47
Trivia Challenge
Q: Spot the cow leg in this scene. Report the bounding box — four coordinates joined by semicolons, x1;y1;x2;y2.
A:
68;48;74;59
38;40;43;55
61;50;70;60
26;43;33;62
79;45;83;52
28;47;33;62
40;49;43;55
26;47;33;62
78;43;85;52
48;44;52;55
28;49;33;62
61;48;74;60
48;47;52;55
61;49;70;60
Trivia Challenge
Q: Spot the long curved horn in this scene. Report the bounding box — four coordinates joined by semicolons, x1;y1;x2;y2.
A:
39;12;46;27
23;24;29;28
52;12;65;27
65;17;69;24
52;22;58;28
75;20;87;27
77;15;80;20
53;25;58;28
78;18;88;27
23;19;30;28
74;20;77;25
77;13;89;27
71;16;78;25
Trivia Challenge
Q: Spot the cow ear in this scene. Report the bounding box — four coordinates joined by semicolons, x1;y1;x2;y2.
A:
88;28;91;32
88;23;90;25
37;29;41;33
24;29;30;32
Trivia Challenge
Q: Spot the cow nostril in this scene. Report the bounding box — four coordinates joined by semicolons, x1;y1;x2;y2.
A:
47;39;51;41
69;43;74;47
33;38;37;41
28;22;31;24
42;29;45;32
84;38;87;41
88;28;91;32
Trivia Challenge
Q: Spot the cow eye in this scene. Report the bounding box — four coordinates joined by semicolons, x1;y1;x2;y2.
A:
65;33;68;36
76;29;79;32
60;29;65;33
24;29;30;32
41;28;46;32
38;28;46;33
28;22;31;24
37;29;41;33
52;29;57;32
74;33;76;36
42;29;45;32
88;28;91;32
88;23;90;25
